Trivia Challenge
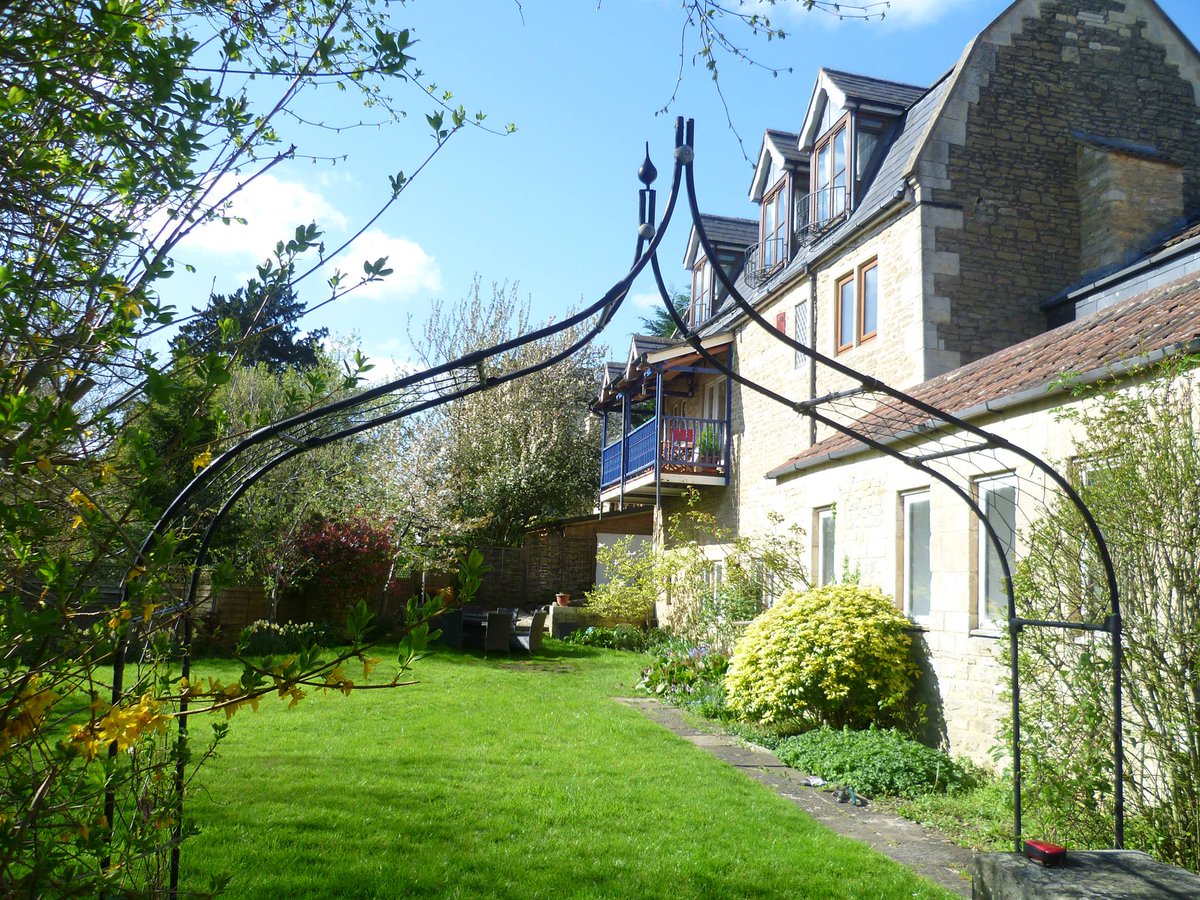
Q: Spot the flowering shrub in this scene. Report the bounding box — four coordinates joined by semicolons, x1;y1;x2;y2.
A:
292;514;404;618
238;620;333;656
725;584;919;731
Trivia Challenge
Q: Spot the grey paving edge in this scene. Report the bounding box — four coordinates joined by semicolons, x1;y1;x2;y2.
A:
618;697;973;898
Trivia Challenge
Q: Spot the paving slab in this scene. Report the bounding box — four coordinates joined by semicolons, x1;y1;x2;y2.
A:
619;697;973;898
972;850;1200;899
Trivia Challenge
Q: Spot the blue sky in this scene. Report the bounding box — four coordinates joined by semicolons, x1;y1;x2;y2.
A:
170;0;1200;379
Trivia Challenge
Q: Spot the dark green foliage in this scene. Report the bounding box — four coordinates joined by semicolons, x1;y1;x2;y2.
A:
774;727;980;799
173;282;328;372
638;291;689;337
562;624;669;652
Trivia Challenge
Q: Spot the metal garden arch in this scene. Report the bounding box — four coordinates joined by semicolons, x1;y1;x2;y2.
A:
113;117;1123;896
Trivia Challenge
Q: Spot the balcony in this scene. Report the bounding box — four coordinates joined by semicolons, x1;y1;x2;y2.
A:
795;184;849;247
744;186;851;289
600;414;729;500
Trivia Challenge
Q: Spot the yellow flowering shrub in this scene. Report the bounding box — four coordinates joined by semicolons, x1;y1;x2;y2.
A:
725;584;920;731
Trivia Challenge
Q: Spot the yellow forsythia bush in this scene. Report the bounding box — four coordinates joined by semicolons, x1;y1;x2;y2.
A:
725;584;920;730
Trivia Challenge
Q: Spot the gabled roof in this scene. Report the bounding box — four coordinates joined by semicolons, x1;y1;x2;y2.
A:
800;67;927;149
696;69;951;337
627;335;674;377
822;69;927;109
602;361;624;387
765;129;807;165
684;213;758;268
749;129;808;202
767;270;1200;478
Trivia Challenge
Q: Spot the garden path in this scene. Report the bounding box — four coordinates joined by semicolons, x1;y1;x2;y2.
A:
619;698;974;898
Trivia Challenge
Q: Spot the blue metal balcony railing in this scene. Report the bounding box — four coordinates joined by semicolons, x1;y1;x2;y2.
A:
600;415;728;490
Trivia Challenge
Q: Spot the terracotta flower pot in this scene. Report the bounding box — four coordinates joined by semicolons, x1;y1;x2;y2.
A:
555;593;571;606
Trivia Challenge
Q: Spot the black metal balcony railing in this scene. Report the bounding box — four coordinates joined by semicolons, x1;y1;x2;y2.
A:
600;415;728;490
797;184;848;246
744;186;850;289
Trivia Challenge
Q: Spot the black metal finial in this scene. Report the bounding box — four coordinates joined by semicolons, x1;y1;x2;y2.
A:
638;142;658;186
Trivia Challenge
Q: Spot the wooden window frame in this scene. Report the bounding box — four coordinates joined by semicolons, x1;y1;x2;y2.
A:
836;272;855;353
812;113;850;224
835;258;879;354
858;258;879;344
760;177;789;272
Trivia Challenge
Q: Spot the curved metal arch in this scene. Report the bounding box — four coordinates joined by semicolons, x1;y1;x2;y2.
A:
111;119;695;894
633;118;1123;850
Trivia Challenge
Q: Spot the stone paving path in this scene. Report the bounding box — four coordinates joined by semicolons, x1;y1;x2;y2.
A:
619;697;974;898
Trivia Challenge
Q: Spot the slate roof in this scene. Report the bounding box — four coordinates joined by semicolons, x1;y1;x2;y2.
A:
764;129;807;166
629;334;675;361
693;70;949;340
822;68;928;109
698;214;758;250
766;271;1200;478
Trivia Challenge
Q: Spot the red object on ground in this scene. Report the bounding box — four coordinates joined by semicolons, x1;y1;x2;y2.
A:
1024;839;1067;867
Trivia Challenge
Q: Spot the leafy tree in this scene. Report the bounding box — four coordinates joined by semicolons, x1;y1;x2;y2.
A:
404;278;606;546
215;355;408;622
0;0;839;889
0;0;466;891
1012;358;1200;870
639;291;690;338
173;282;329;372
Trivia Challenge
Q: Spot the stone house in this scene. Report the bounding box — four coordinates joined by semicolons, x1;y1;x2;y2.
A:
592;0;1200;761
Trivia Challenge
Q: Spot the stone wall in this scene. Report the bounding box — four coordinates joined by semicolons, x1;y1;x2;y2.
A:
526;509;653;606
1078;143;1183;273
920;0;1200;368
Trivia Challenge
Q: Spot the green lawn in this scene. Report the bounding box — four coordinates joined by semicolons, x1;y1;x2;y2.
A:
181;642;957;898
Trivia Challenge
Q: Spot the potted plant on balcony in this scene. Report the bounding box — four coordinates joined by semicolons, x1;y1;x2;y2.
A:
697;425;719;462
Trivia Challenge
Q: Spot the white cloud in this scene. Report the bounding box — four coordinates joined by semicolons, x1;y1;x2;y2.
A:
760;0;975;30
165;174;441;305
181;172;349;260
342;229;443;302
629;290;665;310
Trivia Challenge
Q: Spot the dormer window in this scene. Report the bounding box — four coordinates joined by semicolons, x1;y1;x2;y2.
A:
689;249;742;326
813;114;849;226
761;179;788;272
691;256;714;326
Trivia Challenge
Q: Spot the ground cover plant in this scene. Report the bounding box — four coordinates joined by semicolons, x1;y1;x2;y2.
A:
561;624;669;652
180;643;957;899
774;727;981;798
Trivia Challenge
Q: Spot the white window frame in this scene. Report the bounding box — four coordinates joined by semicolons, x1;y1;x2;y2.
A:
902;490;932;620
793;299;810;368
816;506;837;586
702;378;727;422
976;473;1017;629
